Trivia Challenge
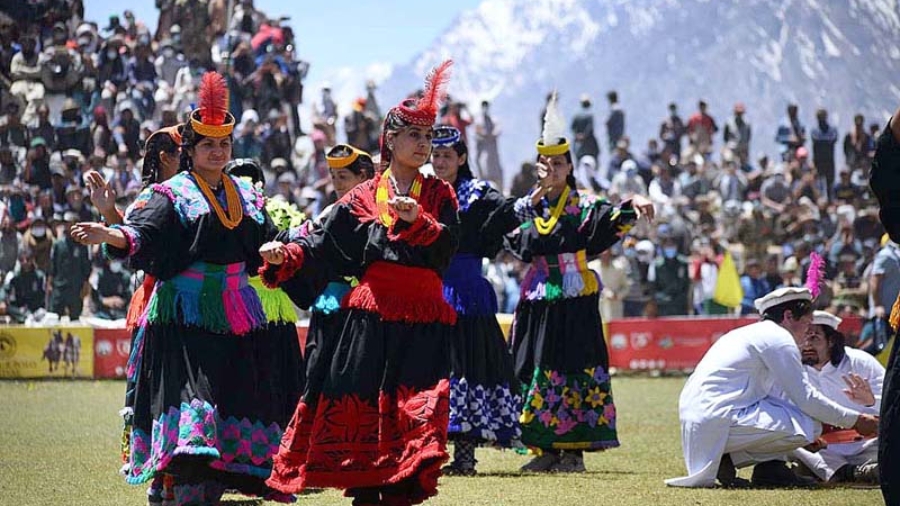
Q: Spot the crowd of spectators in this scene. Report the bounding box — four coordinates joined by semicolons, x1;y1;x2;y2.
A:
0;2;892;335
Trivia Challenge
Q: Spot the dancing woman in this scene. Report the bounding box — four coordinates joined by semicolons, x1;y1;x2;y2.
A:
259;61;458;506
509;94;654;473
73;72;299;505
430;125;522;475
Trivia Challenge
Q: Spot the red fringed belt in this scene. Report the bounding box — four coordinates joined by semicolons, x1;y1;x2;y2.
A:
344;261;457;325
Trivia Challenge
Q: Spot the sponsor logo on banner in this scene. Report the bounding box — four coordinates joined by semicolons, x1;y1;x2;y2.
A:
0;327;94;378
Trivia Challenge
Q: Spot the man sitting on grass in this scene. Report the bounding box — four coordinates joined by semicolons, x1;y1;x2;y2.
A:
666;287;879;488
791;311;883;484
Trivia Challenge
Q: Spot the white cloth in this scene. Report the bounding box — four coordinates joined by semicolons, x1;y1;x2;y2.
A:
665;320;861;487
791;347;884;480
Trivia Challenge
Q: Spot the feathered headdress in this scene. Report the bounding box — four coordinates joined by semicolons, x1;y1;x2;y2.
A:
190;72;235;137
805;251;825;299
386;59;453;127
537;91;570;156
379;60;453;166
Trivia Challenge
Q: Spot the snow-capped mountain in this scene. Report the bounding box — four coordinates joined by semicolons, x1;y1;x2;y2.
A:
378;0;900;187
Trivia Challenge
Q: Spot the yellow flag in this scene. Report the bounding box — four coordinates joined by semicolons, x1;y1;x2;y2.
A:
713;251;744;308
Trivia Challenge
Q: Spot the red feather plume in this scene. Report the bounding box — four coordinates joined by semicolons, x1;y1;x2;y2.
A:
415;59;453;117
198;72;229;125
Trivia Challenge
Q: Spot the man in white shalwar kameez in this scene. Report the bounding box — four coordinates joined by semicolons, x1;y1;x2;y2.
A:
792;311;884;483
666;287;880;488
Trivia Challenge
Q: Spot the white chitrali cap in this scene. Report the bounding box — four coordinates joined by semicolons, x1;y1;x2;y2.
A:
754;286;812;314
812;310;842;330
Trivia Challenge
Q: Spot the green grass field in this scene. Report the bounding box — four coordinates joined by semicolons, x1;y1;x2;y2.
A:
0;378;884;506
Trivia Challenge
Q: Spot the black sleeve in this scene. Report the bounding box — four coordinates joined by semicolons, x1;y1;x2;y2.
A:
583;199;639;256
104;191;181;277
468;187;521;258
870;120;900;243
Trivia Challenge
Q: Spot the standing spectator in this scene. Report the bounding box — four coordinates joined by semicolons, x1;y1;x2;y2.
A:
650;232;691;316
475;100;503;190
739;258;771;315
605;90;625;151
844;114;872;173
775;103;807;160
723;102;751;167
0;249;46;323
687;100;718;158
590;248;631;322
47;212;91;320
660;102;685;158
811;108;839;195
690;238;725;315
344;98;378;154
571;94;600;163
869;238;900;321
312;85;337;145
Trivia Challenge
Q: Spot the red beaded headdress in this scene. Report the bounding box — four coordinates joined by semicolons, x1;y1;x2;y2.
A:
379;60;453;165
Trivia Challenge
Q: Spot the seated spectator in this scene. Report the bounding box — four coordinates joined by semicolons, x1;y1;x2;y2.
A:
792;312;882;484
0;102;30;150
0;145;19;184
760;164;790;215
29;105;57;152
24;137;52;190
609;159;648;202
0;249;46;323
833;168;862;205
740;258;771;315
91;258;132;320
55;99;91;155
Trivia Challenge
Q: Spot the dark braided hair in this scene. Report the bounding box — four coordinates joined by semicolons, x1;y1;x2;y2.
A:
142;130;180;186
327;144;375;180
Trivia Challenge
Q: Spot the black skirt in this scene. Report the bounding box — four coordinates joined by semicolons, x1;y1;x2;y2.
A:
510;293;619;451
448;313;521;446
880;335;899;504
125;321;303;501
268;309;452;505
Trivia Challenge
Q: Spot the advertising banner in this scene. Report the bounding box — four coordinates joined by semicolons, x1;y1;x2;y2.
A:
0;326;94;378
